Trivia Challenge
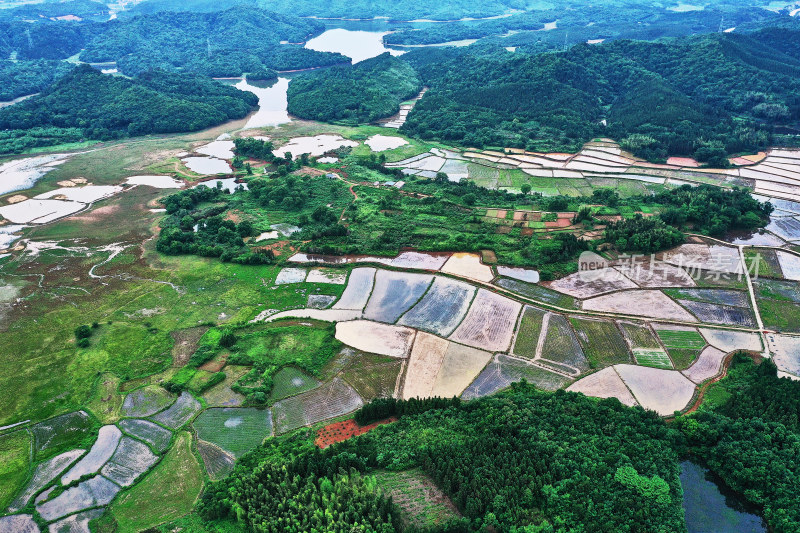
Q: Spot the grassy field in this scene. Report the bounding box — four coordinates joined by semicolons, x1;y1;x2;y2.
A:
655;328;706;370
758;298;800;333
511;307;546;359
374;469;460;529
341;353;403;400
110;431;203;533
0;430;31;509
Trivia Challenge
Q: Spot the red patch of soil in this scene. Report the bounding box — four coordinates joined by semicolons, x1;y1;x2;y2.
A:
315;417;397;449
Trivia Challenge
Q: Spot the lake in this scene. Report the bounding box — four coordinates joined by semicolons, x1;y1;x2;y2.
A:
680;461;766;533
305;29;405;63
235;78;291;129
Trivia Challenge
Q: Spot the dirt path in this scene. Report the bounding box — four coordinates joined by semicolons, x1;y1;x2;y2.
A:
680;351;738;416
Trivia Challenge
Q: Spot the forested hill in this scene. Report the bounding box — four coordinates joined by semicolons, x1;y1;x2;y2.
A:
80;8;347;76
287;53;422;124
0;65;258;154
0;7;348;77
398;29;800;161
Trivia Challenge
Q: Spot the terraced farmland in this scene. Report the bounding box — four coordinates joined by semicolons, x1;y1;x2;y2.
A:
398;276;475;337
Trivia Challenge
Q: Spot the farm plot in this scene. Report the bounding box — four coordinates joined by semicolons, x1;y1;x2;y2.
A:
274;267;307;285
766;216;800;241
0;514;39;533
61;425;122;485
341;353;403;400
307;294;337;309
682;346;727;383
266;308;362;323
47;509;103;533
614;364;696;416
449;289;522;352
654;325;707;369
582;290;698;322
512;306;547;359
677;300;756;327
306;268;347;285
149;392;201;430
315;418;396;449
633;349;673;369
430;343;492;399
754;278;800;303
374;469;460;529
202;365;249;407
496;266;539;283
193;408;272;458
668;288;750;307
269;366;321;401
398;277;475;337
37;475;121;522
699;329;762;353
30;410;93;454
118;419;172;454
440;253;494;282
461;355;572;400
101;436;158;487
567;367;638;407
618;321;662;350
569;317;631;367
332;268;375;310
196;440;235;481
494;278;578;309
121;386;175;418
272;378;363;434
776;251;800;280
540;314;590;375
9;449;84;511
402;333;450;400
110;432;203;533
0;430;31;511
363;270;433;323
336;320;416;357
547;269;637;299
616;261;695;288
767;334;800;377
387;251;451;270
662;243;743;274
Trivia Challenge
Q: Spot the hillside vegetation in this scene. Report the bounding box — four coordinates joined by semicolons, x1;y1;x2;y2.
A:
287;54;422;124
397;30;800;160
0;65;258;153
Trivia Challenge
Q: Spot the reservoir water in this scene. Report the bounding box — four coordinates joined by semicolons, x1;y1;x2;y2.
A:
680;461;766;533
304;29;405;63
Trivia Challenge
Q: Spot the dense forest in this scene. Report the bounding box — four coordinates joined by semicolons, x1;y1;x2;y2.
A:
80;7;347;76
287;54;422;124
395;29;800;159
0;0;109;22
200;384;687;532
0;65;258;153
0;60;72;101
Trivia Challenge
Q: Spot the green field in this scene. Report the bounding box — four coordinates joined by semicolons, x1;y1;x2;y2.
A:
633;349;674;369
193;408;272;458
111;432;203;533
654;328;706;370
269;366;321;401
569;318;632;368
512;306;546;359
341;353;403;400
0;430;31;509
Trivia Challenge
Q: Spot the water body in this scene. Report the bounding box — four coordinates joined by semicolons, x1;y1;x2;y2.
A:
305;29;405;63
234;78;292;129
0;154;71;196
680;461;766;533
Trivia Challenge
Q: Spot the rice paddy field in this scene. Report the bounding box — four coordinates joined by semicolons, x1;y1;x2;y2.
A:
397;276;475;337
341;353;403;400
268;366;321;401
511;306;547;359
567;367;638;407
654;326;707;370
569;317;631;368
540;314;590;375
272;378;363;434
192;408;272;458
462;354;572;400
449;289;521;352
494;278;579;309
